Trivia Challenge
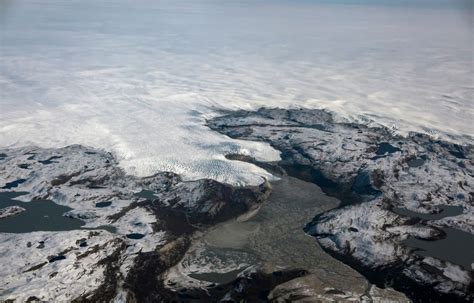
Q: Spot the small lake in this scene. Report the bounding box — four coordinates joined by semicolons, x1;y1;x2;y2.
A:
134;190;158;201
392;205;464;221
0;191;116;234
0;192;84;233
403;227;474;270
407;155;427;168
393;205;473;270
375;142;401;155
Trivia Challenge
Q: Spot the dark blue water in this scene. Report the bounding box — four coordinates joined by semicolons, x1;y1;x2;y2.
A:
407;155;427;168
375;143;401;155
2;179;27;189
134;190;157;201
38;155;62;165
403;227;474;270
126;233;145;239
393;204;473;270
0;191;84;233
0;191;116;234
95;201;112;208
393;205;463;221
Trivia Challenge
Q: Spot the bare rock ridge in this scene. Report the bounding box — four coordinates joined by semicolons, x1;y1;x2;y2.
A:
208;107;473;302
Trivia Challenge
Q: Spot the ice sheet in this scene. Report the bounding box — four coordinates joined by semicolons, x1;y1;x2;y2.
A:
0;0;472;184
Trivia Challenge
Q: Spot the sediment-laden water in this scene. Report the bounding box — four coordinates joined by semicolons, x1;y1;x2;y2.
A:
180;175;377;294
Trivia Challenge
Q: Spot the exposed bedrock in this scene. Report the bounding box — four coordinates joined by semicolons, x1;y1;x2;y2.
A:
208;107;474;302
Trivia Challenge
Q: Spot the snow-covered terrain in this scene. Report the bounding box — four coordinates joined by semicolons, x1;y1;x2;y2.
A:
1;0;472;185
1;108;471;301
0;145;269;301
210;108;473;302
0;230;121;301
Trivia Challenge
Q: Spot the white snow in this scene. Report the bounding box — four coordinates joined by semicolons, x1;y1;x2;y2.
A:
113;207;167;254
0;230;117;301
0;205;26;219
0;0;472;185
440;261;470;284
0;146;174;301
